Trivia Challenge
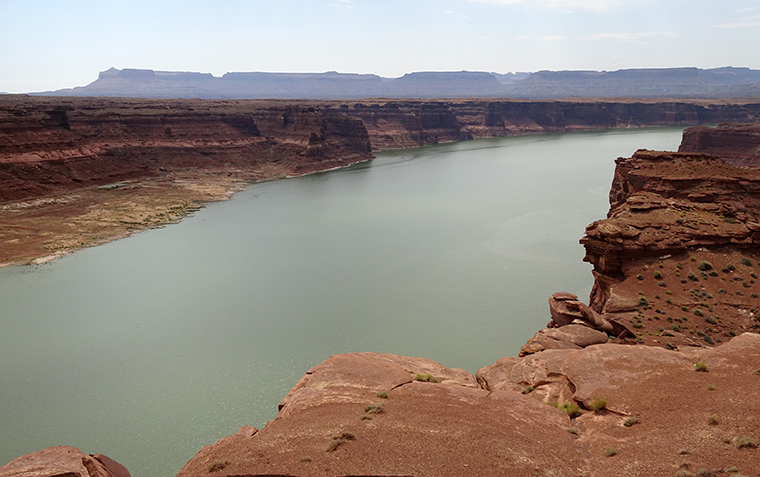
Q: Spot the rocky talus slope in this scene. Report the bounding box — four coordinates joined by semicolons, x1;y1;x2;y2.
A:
2;113;760;477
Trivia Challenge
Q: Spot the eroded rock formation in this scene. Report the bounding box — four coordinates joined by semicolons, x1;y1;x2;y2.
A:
679;121;760;166
0;446;130;477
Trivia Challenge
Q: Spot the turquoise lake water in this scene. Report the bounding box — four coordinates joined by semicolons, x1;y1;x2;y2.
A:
0;127;686;477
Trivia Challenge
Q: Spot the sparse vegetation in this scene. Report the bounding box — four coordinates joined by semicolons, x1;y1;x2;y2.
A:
567;428;578;435
698;261;713;271
589;398;607;413
623;416;641;427
723;263;736;273
327;432;356;452
741;257;753;266
208;460;229;473
376;391;389;399
736;436;758;449
364;403;385;414
415;373;439;383
605;447;618;457
299;456;312;463
707;415;719;425
694;361;709;372
653;270;663;279
558;402;582;418
522;385;534;394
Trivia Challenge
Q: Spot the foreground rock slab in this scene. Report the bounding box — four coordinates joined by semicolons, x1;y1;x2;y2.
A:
0;446;130;477
176;337;760;477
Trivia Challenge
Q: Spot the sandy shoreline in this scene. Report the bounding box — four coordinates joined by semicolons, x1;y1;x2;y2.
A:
0;166;284;268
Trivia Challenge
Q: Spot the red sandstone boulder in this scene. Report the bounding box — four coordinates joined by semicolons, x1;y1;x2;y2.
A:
0;446;130;477
519;324;609;356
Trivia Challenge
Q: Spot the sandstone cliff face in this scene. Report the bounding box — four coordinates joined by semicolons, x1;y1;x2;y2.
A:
3;96;760;203
0;96;372;202
678;122;760;166
342;99;760;150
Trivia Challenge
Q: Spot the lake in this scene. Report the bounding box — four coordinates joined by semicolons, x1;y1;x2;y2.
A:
0;127;685;477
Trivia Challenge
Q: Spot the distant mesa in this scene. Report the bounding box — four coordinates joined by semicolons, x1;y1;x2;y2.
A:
33;66;760;100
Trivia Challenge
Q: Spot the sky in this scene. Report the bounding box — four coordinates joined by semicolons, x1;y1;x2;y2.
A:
2;0;760;93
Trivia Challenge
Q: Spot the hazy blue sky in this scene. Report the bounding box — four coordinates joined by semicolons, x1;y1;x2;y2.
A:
2;0;760;93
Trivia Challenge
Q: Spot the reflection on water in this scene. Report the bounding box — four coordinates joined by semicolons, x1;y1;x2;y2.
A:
0;128;685;477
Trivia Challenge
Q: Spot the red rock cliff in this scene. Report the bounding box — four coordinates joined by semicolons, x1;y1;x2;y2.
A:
0;96;372;202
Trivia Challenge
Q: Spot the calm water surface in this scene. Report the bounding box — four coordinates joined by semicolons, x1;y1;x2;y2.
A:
0;128;685;477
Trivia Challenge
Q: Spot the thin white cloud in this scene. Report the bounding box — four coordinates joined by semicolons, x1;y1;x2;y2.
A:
713;14;760;29
467;0;636;12
584;31;676;41
517;34;568;41
331;0;354;8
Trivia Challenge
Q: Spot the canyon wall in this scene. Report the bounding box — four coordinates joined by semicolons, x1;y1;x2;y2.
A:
3;96;760;203
0;96;372;202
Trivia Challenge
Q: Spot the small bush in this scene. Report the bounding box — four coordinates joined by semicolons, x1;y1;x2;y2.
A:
558;402;582;418
736;436;758;449
327;432;356;452
522;385;534;394
638;296;649;307
741;257;753;266
707;415;719;425
623;416;641;427
567;428;578;434
208;460;229;473
705;317;717;325
653;270;663;279
694;308;703;317
694;361;709;372
364;403;385;414
706;384;716;390
698;261;713;271
723;263;736;273
605;447;618;457
299;456;312;462
589;398;607;412
414;373;439;383
688;271;699;282
376;391;389;399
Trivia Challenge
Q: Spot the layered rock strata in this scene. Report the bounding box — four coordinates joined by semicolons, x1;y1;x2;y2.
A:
679;121;760;166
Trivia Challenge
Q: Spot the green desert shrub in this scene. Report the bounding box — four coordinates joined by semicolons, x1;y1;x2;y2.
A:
741;257;753;266
414;373;439;383
327;432;356;452
558;402;582;418
723;263;736;273
736;436;758;449
653;270;663;279
605;447;618;457
364;403;385;414
623;416;641;427
694;361;709;372
376;391;389;399
698;261;713;271
589;398;607;412
207;460;229;473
